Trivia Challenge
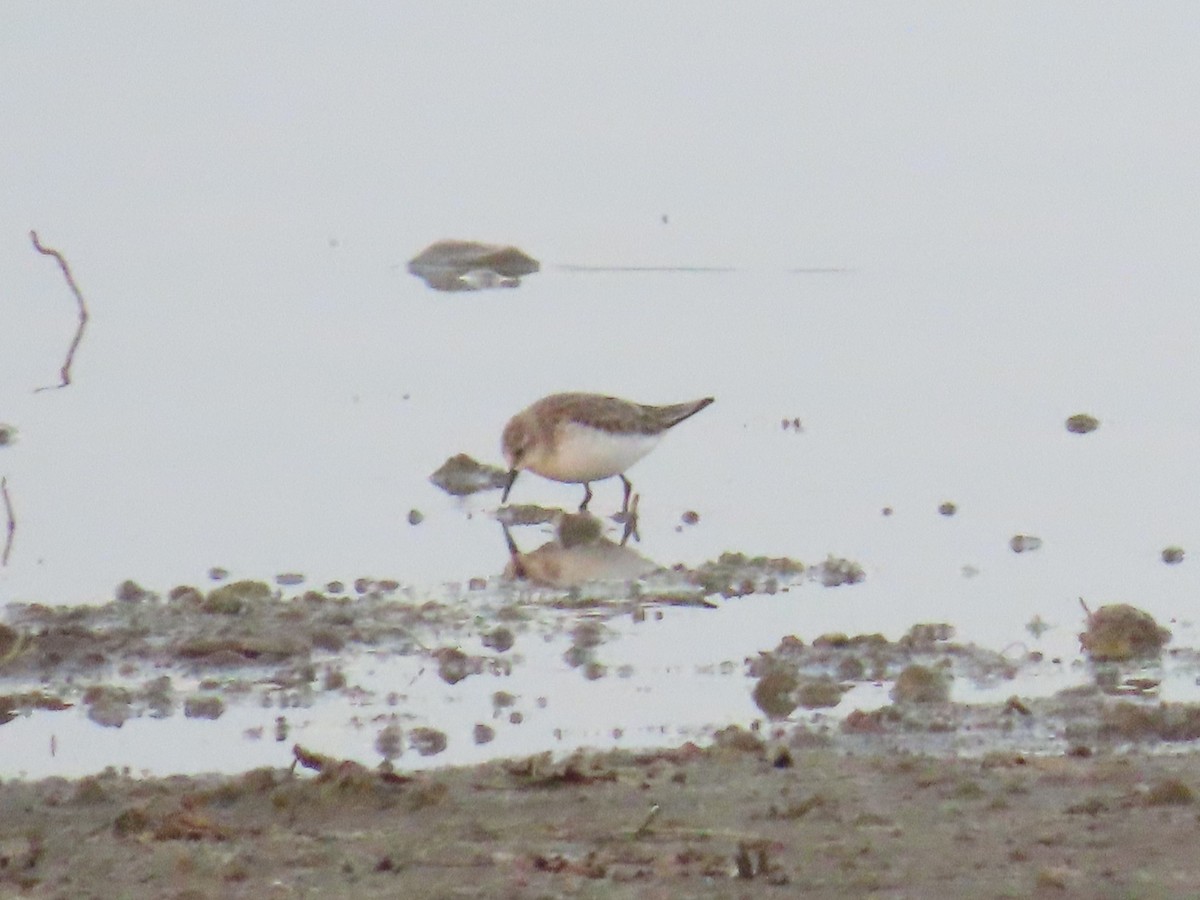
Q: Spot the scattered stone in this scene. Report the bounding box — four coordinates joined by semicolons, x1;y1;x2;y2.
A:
429;453;509;496
207;567;229;581
1009;534;1042;553
84;686;134;728
325;581;345;594
1065;413;1100;434
473;723;495;745
375;724;403;761
434;648;472;685
882;507;894;516
1162;546;1185;565
937;501;957;516
407;509;424;525
0;423;17;446
183;695;225;720
482;627;515;652
815;556;865;587
275;573;304;587
1079;602;1170;661
204;580;272;614
167;585;203;604
752;668;799;720
796;676;845;709
891;664;950;704
115;580;151;603
407;239;539;292
681;510;700;525
409;727;448;756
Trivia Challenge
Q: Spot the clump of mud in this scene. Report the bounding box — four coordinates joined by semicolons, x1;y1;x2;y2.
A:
1009;534;1043;553
1079;602;1170;661
1065;413;1100;434
429;453;509;496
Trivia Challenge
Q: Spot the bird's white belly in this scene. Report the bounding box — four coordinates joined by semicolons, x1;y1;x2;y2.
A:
535;423;661;483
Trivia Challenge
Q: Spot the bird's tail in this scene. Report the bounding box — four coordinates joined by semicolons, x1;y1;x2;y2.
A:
658;397;715;428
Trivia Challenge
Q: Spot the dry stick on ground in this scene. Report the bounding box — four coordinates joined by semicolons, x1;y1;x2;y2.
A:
30;230;90;392
1;477;14;567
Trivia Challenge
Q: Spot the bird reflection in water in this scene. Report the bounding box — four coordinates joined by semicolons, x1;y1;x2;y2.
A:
502;508;658;589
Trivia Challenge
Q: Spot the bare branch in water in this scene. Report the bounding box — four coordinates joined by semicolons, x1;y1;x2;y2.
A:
30;230;90;392
1;477;14;567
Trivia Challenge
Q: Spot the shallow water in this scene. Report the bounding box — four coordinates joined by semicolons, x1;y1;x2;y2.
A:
3;4;1200;777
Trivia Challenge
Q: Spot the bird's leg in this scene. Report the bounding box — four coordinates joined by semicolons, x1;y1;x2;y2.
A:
579;482;593;512
620;475;634;514
620;493;641;546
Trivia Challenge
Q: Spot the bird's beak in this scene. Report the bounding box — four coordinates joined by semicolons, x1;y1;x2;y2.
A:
501;469;518;503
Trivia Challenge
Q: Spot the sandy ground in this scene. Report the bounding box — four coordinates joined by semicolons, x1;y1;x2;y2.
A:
2;735;1199;899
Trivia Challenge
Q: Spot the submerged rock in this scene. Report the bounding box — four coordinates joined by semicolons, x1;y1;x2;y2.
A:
407;239;539;292
429;453;509;496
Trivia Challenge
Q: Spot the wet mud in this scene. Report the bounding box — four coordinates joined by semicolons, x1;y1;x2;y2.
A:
2;559;1199;896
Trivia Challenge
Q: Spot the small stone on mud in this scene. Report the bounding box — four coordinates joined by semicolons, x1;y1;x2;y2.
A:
937;501;957;517
183;695;225;720
85;686;134;728
891;664;950;704
752;668;799;720
407;508;424;525
473;723;495;745
434;647;472;685
796;676;845;709
204;580;272;614
1009;534;1043;553
168;585;203;604
115;579;151;602
1079;602;1170;661
375;724;403;761
1162;546;1185;565
482;627;515;652
429;453;509;496
275;573;304;587
1065;413;1100;434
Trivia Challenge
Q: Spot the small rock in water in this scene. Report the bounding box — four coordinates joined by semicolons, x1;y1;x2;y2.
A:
0;423;17;446
681;510;700;525
115;580;151;603
409;727;448;756
937;501;957;517
207;567;229;582
1010;534;1043;553
408;508;424;525
375;723;404;761
1162;546;1185;565
1079;602;1170;661
407;239;539;292
429;453;509;496
891;664;950;704
183;695;225;720
1065;413;1100;434
275;573;305;587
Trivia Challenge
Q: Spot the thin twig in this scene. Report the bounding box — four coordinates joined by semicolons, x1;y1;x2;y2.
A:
30;230;90;392
1;477;14;566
